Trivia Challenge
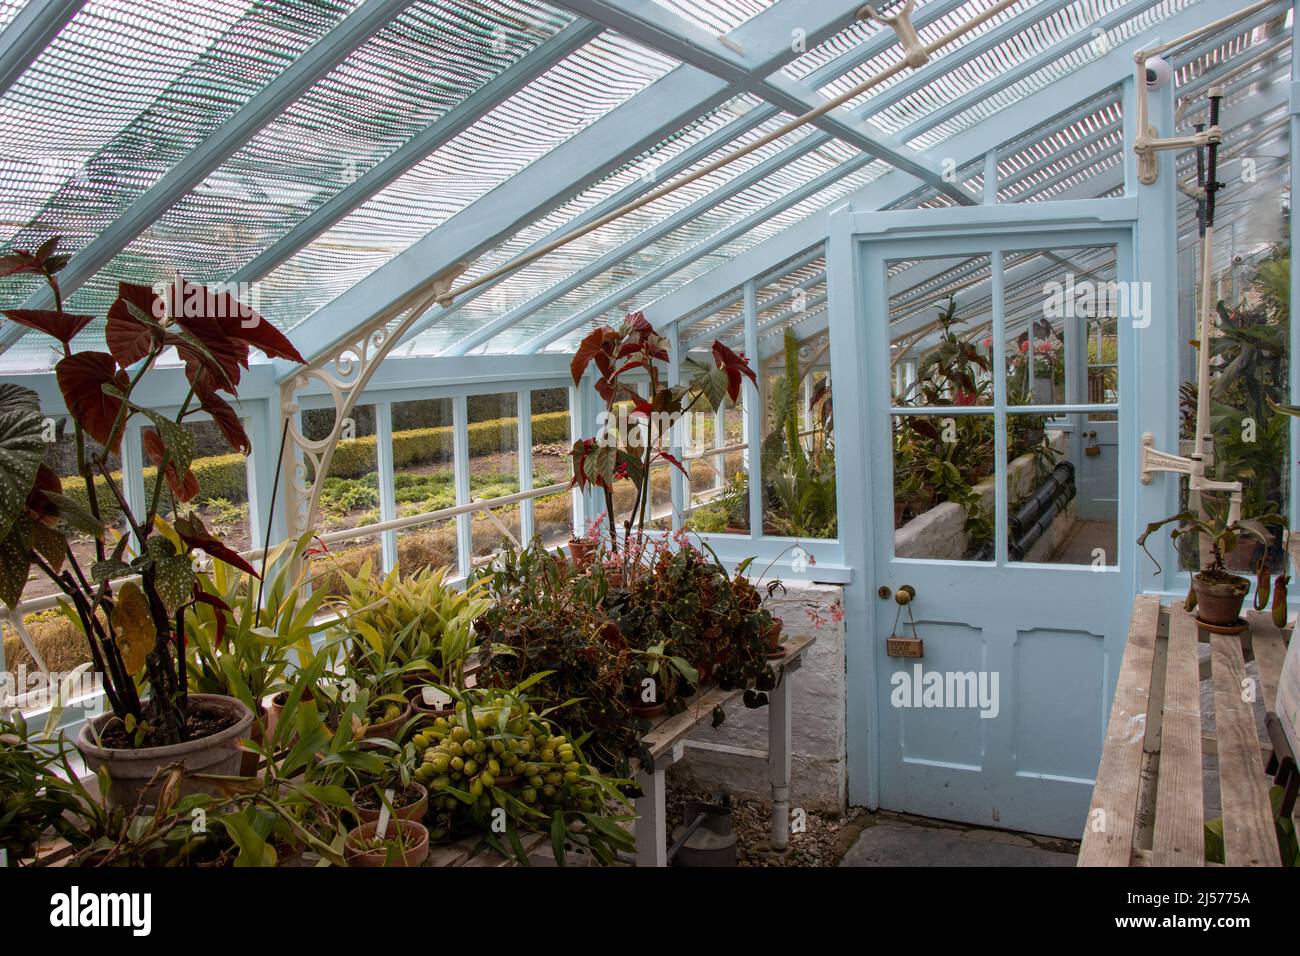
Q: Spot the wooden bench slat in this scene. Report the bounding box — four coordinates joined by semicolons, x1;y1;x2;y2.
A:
1245;610;1288;714
1152;604;1204;866
1209;631;1282;867
1078;593;1161;867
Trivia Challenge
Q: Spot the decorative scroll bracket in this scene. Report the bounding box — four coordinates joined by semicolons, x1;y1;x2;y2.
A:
278;263;470;564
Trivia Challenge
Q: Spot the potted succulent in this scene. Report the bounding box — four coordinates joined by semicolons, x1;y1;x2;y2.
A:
0;239;306;809
1139;502;1284;627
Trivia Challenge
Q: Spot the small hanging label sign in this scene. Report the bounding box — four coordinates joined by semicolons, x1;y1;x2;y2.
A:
422;687;452;709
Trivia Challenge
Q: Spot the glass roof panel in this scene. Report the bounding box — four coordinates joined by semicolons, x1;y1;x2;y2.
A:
650;0;777;36
252;31;679;331
0;0;361;261
62;1;574;326
0;0;1285;372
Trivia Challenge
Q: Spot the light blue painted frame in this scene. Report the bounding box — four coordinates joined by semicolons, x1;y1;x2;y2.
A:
828;197;1146;813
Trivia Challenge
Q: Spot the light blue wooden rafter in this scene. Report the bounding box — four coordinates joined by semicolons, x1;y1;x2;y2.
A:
0;0;87;99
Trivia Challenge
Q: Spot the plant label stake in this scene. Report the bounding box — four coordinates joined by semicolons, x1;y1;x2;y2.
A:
886;585;923;658
422;686;451;709
376;789;394;841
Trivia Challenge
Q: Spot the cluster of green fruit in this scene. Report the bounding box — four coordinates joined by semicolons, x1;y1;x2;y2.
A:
410;695;605;838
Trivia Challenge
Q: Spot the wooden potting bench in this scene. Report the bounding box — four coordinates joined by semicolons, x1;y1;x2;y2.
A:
1079;594;1297;866
630;632;816;867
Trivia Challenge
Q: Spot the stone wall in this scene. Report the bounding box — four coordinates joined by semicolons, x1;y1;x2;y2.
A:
895;431;1070;560
667;581;846;812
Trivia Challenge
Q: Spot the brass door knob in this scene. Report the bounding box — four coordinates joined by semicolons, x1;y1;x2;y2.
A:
894;584;916;606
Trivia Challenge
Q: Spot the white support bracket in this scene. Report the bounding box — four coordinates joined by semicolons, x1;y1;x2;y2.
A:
858;1;929;69
1139;432;1243;523
1134;111;1221;186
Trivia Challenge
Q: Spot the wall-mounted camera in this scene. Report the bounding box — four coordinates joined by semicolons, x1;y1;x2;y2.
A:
1144;55;1172;90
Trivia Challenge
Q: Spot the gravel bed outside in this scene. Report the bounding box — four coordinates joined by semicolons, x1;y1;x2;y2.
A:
665;783;866;867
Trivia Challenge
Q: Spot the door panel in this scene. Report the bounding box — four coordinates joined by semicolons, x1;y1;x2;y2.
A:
863;229;1134;838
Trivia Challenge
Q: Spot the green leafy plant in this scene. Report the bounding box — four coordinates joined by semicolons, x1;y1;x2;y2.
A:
762;328;837;538
70;765;350;867
1137;498;1283;590
329;561;490;689
0;238;306;746
1;708;107;863
185;534;331;731
568;311;755;553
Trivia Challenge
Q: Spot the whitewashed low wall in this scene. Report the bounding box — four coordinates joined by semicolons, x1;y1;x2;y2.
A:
895;431;1069;560
668;581;846;812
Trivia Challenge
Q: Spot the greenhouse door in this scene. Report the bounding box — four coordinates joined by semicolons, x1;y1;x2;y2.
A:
842;213;1138;838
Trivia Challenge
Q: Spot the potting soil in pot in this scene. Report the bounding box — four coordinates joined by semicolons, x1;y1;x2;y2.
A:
96;705;242;750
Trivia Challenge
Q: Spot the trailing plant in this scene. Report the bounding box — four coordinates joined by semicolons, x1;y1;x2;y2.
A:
473;540;638;771
0;237;306;747
607;541;778;716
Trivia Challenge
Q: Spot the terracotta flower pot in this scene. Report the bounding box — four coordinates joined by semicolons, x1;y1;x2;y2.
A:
1193;572;1250;627
764;620;786;659
266;687;314;742
344;819;430;868
361;702;416;741
568;539;595;571
354;782;428;825
76;694;254;811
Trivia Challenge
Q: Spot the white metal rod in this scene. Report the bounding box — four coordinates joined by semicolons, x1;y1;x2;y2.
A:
1193;222;1216;460
1144;0;1279;59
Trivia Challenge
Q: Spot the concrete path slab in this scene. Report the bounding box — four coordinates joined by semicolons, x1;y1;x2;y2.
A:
840;816;1077;867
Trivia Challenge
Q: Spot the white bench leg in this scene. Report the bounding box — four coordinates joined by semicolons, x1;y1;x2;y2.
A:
769;672;793;851
634;767;667;867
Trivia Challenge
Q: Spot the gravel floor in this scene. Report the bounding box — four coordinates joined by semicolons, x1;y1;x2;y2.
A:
665;783;865;866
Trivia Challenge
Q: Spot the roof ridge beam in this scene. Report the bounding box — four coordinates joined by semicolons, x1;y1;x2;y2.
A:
552;0;975;202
